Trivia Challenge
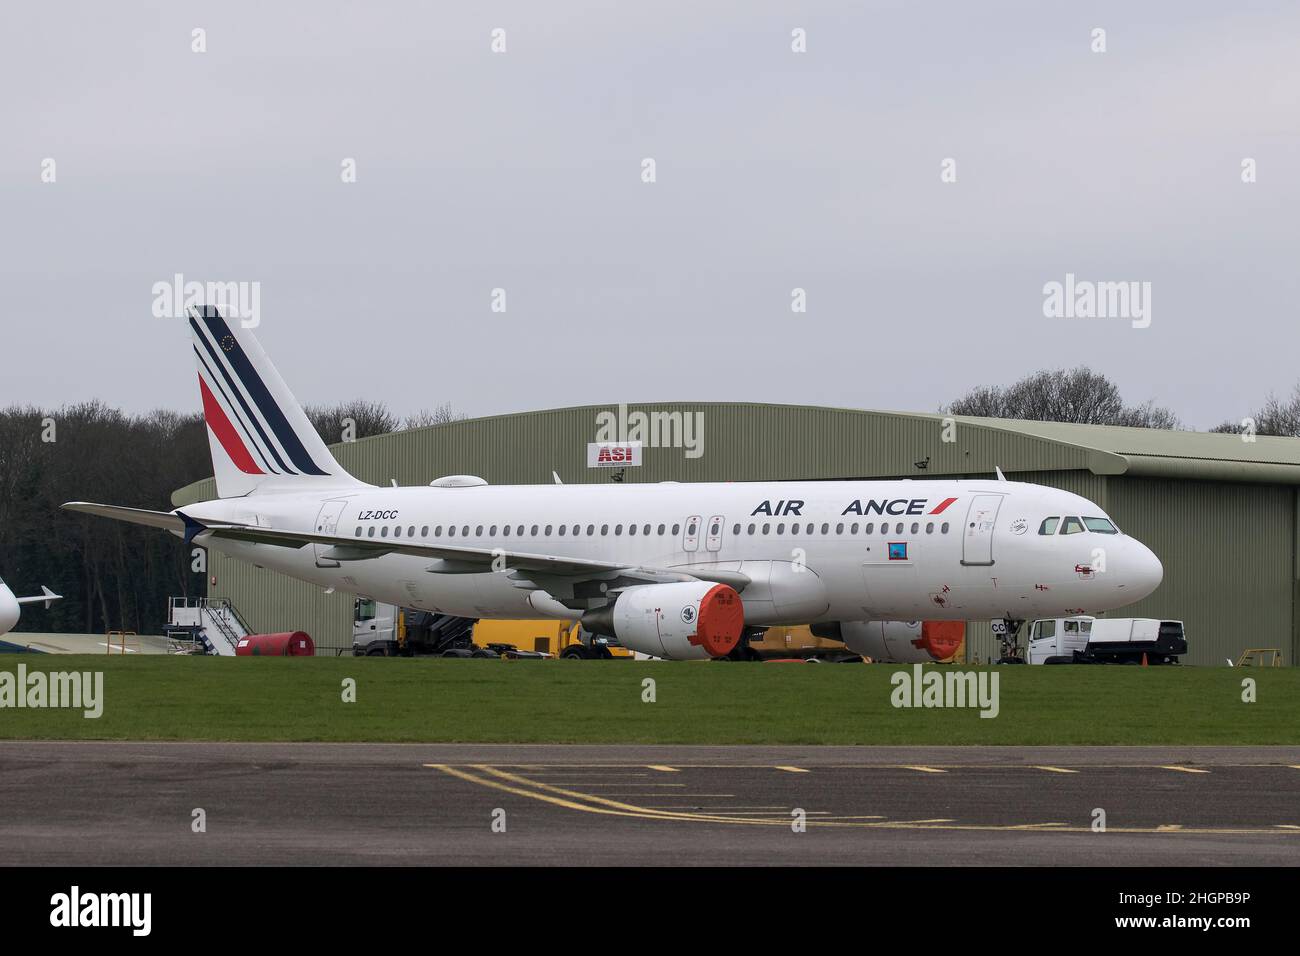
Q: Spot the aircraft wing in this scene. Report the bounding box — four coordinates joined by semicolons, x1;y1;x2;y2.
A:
199;522;750;589
60;502;751;601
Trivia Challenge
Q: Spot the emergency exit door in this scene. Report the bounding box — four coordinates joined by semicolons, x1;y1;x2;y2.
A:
313;499;349;568
961;494;1003;566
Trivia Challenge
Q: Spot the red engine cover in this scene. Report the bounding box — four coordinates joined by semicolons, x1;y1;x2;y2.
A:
689;584;745;657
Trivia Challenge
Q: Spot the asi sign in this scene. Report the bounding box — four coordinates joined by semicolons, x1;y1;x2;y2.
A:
587;441;643;468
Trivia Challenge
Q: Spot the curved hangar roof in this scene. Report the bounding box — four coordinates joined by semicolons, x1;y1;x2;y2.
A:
173;403;1300;506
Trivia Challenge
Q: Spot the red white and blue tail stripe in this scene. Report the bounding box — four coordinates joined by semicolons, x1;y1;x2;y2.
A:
189;305;364;498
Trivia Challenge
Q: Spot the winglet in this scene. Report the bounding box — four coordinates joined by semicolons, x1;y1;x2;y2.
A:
552;471;563;485
995;466;1007;481
40;586;60;610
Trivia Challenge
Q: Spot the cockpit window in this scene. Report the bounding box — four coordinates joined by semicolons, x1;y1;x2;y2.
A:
1038;517;1060;535
1083;516;1118;534
1060;516;1085;535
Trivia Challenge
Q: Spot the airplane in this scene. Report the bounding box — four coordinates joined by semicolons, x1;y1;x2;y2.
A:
0;578;61;639
63;306;1163;660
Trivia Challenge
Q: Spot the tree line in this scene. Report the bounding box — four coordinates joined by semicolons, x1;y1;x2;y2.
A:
0;400;461;637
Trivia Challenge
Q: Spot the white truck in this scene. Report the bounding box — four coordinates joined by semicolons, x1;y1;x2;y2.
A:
1026;615;1187;665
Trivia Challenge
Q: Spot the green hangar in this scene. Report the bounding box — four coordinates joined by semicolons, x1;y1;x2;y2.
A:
172;404;1300;666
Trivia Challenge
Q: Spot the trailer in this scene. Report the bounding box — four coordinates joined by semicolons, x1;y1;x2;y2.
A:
1026;615;1187;664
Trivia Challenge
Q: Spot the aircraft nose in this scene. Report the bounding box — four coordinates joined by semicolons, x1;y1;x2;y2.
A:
1128;539;1163;600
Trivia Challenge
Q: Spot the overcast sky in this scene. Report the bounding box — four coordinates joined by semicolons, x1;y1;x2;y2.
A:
2;1;1297;430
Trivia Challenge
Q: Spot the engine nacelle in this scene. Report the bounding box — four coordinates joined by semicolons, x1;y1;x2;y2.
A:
582;582;744;660
816;620;965;663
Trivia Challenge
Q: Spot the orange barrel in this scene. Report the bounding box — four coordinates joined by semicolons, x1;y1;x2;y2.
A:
234;632;315;656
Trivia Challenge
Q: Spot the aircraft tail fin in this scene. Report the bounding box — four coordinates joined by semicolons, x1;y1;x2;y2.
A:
188;305;368;498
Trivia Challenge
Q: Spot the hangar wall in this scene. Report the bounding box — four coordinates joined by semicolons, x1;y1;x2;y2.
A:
179;404;1300;665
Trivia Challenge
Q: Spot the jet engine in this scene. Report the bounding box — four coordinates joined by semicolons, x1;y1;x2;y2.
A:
581;581;744;660
812;620;965;663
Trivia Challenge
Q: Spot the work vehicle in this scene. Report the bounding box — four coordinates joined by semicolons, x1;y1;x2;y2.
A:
1026;615;1187;664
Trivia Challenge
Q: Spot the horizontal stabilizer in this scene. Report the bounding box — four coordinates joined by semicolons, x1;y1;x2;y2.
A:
62;502;188;533
15;585;62;609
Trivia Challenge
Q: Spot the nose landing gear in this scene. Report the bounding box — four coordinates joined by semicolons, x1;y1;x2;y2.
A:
993;617;1026;664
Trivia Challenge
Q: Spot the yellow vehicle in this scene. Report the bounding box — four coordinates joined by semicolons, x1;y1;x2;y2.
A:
472;619;633;660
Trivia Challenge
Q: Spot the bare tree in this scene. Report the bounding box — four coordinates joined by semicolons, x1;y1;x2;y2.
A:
1211;384;1300;437
945;368;1180;428
402;403;467;430
304;400;399;444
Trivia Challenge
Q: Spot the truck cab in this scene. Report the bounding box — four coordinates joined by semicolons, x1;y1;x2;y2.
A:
1026;616;1094;664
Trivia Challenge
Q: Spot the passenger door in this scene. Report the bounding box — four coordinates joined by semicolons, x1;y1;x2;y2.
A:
961;494;1003;566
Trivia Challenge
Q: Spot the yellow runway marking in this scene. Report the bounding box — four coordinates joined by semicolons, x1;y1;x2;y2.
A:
1033;766;1080;774
902;766;947;774
774;766;809;773
424;765;1299;835
1160;766;1210;774
647;765;679;773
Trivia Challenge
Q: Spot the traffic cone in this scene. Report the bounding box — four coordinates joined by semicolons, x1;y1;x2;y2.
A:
1141;652;1148;667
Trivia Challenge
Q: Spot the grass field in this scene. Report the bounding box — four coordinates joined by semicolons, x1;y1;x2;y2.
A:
0;656;1296;745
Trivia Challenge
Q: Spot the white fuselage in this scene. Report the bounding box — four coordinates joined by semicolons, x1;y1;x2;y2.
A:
0;581;20;637
189;478;1163;626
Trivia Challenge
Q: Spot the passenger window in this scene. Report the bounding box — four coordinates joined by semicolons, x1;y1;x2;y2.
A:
501;525;509;536
926;522;934;534
462;526;470;537
558;525;566;536
408;526;415;537
572;525;580;536
747;523;756;534
1060;516;1085;535
1038;517;1060;535
476;525;484;536
895;523;904;534
367;527;376;538
355;528;362;537
600;524;609;536
865;523;873;534
671;524;680;535
762;523;771;534
628;524;637;536
587;525;595;536
530;525;539;536
516;525;524;536
657;524;666;535
489;525;497;536
941;522;949;534
394;526;402;538
733;524;741;535
776;523;785;534
808;523;816;535
381;526;389;538
836;523;844;534
850;523;859;534
421;526;429;537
